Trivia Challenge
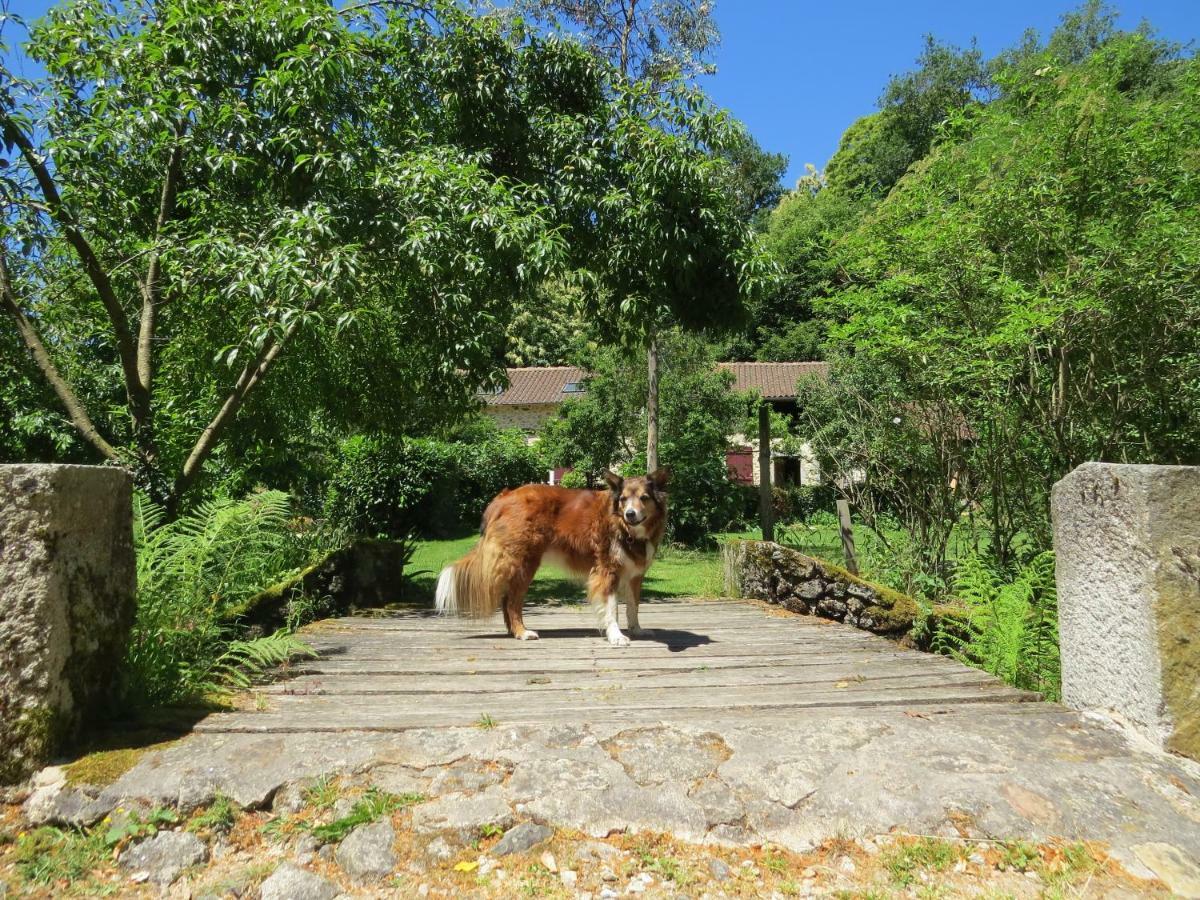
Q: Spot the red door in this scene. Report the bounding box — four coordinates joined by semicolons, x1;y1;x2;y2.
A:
726;448;753;484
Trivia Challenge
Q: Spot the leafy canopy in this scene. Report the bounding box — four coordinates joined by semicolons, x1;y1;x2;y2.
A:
1;0;771;508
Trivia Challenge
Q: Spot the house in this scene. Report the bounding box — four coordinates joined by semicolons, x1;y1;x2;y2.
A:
480;362;829;487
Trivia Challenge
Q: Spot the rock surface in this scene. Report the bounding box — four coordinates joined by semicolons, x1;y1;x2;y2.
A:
335;819;397;880
0;465;135;783
492;822;553;856
259;861;340;900
119;831;208;885
1053;462;1200;762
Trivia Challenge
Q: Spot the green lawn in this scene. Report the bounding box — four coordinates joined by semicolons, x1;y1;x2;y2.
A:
405;531;761;604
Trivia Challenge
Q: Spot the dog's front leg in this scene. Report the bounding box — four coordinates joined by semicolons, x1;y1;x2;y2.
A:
626;575;645;635
604;591;630;646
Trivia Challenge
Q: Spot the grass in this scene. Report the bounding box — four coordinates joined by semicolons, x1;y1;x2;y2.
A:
11;827;108;887
881;837;966;888
187;794;236;836
309;789;424;843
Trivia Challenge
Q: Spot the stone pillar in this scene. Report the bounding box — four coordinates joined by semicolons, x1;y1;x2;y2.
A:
1;465;136;783
1052;462;1200;761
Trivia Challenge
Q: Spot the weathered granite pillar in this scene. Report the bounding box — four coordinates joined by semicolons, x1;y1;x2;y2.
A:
1052;462;1200;761
1;464;136;783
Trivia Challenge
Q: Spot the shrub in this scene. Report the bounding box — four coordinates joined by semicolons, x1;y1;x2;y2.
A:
123;491;324;708
324;428;544;539
933;551;1060;699
559;469;588;488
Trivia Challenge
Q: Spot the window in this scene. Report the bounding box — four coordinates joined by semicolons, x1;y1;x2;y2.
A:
562;382;585;393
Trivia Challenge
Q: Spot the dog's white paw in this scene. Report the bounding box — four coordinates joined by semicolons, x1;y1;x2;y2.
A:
606;625;631;647
516;629;539;641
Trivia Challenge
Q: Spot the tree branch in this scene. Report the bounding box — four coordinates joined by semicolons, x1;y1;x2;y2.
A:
1;114;144;409
171;312;307;505
0;251;121;462
137;136;184;398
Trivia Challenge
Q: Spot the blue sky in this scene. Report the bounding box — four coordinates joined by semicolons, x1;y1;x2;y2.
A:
708;0;1200;186
6;1;1199;187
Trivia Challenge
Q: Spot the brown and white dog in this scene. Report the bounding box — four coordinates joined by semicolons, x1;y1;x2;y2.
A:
435;469;669;645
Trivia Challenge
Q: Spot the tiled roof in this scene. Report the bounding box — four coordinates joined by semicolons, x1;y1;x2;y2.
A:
717;362;829;400
482;366;588;406
483;362;828;405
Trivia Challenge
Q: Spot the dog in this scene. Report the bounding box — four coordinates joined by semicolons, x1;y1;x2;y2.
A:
435;468;669;645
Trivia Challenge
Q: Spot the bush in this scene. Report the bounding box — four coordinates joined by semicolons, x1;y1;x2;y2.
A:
124;491;327;708
735;483;838;529
559;469;588;488
933;551;1060;699
325;428;544;539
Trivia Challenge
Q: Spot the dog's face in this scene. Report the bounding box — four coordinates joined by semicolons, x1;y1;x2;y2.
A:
605;468;670;528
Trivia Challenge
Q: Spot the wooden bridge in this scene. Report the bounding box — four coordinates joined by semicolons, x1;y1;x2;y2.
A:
199;598;1038;733
103;596;1198;884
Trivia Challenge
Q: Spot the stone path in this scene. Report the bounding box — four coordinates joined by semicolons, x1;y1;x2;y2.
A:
23;598;1200;894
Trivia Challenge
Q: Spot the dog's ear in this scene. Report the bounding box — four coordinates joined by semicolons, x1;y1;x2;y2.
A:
648;466;671;490
603;471;624;492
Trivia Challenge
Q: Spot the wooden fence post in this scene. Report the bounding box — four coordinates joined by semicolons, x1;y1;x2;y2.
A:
836;498;859;575
758;402;774;543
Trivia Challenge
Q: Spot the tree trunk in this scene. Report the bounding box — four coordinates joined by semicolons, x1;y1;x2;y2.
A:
758;402;774;542
646;333;659;472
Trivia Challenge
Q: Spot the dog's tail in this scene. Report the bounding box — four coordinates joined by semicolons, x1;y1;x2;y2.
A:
435;536;505;618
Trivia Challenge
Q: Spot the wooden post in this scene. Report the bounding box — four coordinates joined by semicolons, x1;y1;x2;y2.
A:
836;498;859;575
758;402;774;542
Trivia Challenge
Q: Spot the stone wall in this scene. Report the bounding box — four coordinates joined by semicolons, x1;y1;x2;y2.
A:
1053;462;1200;762
482;404;557;435
0;465;136;783
722;540;924;636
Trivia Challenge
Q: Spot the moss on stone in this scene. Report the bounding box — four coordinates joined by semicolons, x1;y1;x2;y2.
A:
63;743;171;788
1;706;68;785
725;539;962;642
1155;561;1200;763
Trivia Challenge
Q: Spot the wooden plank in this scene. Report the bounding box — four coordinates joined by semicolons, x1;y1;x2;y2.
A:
197;686;1040;733
245;675;1026;713
265;667;1006;696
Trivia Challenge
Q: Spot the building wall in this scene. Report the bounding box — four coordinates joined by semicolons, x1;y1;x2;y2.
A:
484;404;557;435
728;434;821;487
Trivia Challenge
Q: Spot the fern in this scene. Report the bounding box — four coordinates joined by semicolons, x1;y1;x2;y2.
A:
934;551;1060;700
123;490;328;708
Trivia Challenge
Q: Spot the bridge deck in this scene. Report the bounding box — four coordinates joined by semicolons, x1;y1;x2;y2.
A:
199;598;1038;733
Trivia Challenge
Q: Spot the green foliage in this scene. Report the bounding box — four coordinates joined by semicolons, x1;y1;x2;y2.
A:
934;552;1061;699
324;426;545;539
102;807;180;849
558;469;588;489
187;794;237;836
825;30;1200;567
11;827;107;887
538;333;746;543
1;0;770;509
124;490;325;707
309;790;423;843
881;838;966;888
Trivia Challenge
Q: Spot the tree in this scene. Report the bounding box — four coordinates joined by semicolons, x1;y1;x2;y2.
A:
1;0;770;511
510;0;719;83
718;130;787;225
539;332;746;543
822;30;1199;565
504;0;723;473
824;37;989;198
